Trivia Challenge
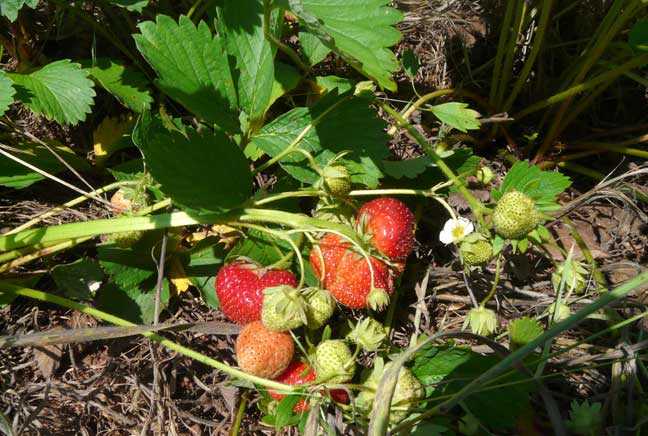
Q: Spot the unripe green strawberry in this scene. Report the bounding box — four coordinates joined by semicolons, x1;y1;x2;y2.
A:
303;288;335;330
261;285;307;332
460;238;493;266
111;230;145;248
315;340;356;383
356;362;424;425
492;191;541;240
321;163;352;197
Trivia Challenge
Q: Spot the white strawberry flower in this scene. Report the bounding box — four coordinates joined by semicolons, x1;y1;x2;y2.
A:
439;217;474;245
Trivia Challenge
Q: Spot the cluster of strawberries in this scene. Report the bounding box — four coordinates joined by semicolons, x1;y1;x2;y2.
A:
214;198;415;412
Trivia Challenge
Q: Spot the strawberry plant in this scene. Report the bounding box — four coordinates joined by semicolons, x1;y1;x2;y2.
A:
1;1;648;435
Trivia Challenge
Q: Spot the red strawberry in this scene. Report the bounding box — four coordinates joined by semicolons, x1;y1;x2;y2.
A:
215;262;298;324
236;321;294;379
269;362;350;412
309;234;350;288
269;362;316;412
357;198;415;261
328;251;394;310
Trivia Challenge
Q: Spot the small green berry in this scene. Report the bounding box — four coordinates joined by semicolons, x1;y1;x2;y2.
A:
315;340;356;383
492;191;541;240
321;164;352;197
304;288;335;330
111;230;145;248
460;237;493;266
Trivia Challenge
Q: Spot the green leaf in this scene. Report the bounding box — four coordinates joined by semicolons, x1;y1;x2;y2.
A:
567;400;603;435
134;15;239;131
251;92;389;187
428;102;481;133
8;60;96;125
106;0;149;11
83;58;153;112
97;242;169;324
133;113;252;212
219;0;274;131
0;71;16;117
299;31;330;65
51;258;105;301
402;49;420;80
412;345;533;430
315;75;355;94
227;228;294;266
184;236;227;309
275;395;302;429
508;317;544;348
0;143;91;189
0;0;39;21
288;0;402;91
494;161;571;211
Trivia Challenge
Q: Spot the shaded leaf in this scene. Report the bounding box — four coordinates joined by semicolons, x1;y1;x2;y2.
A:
0;143;91;189
429;102;480;133
107;0;149;11
315;75;355;94
289;0;402;91
227;228;294;266
8;60;96;125
251;92;389;187
93;114;135;168
84;58;153;112
134;113;252;212
0;71;16;117
299;31;330;65
268;62;301;110
412;345;533;430
402;49;420;80
134;15;239;131
51;258;104;301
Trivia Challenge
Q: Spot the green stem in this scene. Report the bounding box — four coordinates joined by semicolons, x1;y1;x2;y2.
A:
6;181;135;235
386;89;455;136
494;0;526;109
0;207;358;253
568;142;648;159
489;0;516;105
0;283;296;392
380;102;485;226
480;253;502;308
563;217;607;292
502;0;554;112
515;53;648;122
230;392;247;436
0;237;93;273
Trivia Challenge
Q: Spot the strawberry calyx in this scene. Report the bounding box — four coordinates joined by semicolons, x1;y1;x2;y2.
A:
346;317;387;351
366;287;390;312
261;285;308;332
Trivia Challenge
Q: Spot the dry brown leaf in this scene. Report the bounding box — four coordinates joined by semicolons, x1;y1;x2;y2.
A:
33;342;63;378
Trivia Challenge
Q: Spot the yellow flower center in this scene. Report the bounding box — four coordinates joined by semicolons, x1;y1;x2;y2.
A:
452;225;466;239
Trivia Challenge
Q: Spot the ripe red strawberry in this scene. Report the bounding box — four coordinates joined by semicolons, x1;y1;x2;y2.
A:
269;362;350;412
309;234;350;288
357;198;415;261
235;321;294;379
215;262;298;324
269;362;316;412
328;251;394;310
